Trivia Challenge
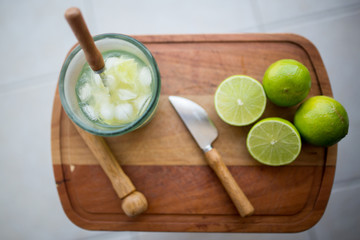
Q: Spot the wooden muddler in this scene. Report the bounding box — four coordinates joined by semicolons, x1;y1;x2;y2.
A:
74;125;148;217
65;7;147;217
65;7;104;72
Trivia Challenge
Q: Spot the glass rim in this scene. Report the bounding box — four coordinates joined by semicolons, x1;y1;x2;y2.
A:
59;33;161;136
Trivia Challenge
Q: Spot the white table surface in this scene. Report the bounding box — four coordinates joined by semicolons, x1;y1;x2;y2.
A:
1;0;359;239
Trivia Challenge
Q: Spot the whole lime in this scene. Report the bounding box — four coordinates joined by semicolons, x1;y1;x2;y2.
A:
263;59;311;107
294;96;349;146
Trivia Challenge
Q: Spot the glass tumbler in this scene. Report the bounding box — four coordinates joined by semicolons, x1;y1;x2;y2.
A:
59;33;161;136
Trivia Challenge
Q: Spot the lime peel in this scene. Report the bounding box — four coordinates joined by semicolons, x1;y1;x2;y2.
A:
294;96;349;146
263;59;311;107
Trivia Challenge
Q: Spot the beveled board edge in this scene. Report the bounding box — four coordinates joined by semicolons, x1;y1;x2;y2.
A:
51;33;337;232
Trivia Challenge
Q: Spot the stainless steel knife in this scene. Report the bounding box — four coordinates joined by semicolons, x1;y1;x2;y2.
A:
169;96;254;217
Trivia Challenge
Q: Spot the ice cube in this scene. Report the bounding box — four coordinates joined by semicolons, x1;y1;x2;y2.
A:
103;74;116;89
93;88;111;104
115;103;134;121
78;83;92;102
134;94;151;115
106;57;121;70
82;105;98;121
100;103;115;120
93;73;103;87
118;89;137;100
139;67;152;86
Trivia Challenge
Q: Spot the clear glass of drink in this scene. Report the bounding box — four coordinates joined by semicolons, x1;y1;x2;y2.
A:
59;33;161;136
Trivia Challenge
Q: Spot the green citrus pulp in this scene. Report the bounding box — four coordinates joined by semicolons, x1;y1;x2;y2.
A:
263;59;311;107
246;117;302;166
294;96;349;146
214;75;266;126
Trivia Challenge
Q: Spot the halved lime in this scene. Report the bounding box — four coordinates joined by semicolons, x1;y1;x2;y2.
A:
246;117;301;166
214;75;266;126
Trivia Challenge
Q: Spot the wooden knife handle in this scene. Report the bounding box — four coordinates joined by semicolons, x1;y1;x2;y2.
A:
74;125;148;217
205;148;254;217
65;7;105;72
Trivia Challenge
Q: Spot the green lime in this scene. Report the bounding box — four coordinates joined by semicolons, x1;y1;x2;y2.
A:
246;117;302;166
294;96;349;146
263;59;311;107
215;75;266;126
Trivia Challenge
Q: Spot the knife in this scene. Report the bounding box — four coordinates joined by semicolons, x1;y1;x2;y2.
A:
169;96;254;217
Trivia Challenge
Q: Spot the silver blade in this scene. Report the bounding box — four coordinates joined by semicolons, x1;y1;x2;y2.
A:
169;96;218;152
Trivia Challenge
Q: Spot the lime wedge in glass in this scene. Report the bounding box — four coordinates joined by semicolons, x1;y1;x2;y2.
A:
246;117;301;166
214;75;266;126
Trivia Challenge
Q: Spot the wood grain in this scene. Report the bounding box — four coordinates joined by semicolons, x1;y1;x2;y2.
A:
54;95;327;166
51;34;336;232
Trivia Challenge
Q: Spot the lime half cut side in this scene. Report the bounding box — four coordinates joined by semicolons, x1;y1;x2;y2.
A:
246;117;302;166
215;75;266;126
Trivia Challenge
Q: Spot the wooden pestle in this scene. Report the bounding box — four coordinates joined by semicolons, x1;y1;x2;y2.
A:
65;7;148;216
74;124;148;217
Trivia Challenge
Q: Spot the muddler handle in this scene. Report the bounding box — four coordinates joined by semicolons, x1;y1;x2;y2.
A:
74;125;148;217
205;148;254;217
65;7;105;72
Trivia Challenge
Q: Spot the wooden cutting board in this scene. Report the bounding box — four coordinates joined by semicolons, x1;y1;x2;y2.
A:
51;34;336;232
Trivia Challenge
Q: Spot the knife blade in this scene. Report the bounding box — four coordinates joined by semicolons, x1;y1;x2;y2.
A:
169;96;254;217
168;96;217;152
